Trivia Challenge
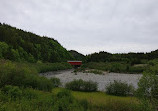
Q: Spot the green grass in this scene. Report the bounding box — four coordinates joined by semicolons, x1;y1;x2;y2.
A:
0;86;150;111
52;88;138;105
0;86;86;111
53;88;141;111
0;87;53;111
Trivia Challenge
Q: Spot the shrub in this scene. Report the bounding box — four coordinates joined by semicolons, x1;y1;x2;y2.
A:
136;67;158;110
22;88;38;100
105;80;134;96
57;90;72;99
1;85;22;100
53;90;84;111
50;77;61;88
65;79;98;92
0;60;52;92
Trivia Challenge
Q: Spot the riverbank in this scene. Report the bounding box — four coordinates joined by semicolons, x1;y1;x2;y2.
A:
40;70;142;91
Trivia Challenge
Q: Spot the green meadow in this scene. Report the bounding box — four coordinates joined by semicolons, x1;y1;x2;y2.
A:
53;88;142;111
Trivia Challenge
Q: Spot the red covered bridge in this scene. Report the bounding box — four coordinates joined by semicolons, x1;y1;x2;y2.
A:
67;61;82;67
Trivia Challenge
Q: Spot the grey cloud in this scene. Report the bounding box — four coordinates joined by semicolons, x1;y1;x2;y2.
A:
0;0;158;54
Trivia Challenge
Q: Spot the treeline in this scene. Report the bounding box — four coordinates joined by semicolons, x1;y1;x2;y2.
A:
0;23;73;62
1;23;158;64
69;50;85;62
68;50;158;65
86;51;158;64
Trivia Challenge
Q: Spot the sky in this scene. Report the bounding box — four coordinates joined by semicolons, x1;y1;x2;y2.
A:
0;0;158;55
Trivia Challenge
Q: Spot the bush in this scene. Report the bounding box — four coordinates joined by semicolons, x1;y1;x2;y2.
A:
136;67;158;110
53;90;84;111
65;79;98;92
1;85;22;100
105;80;134;96
0;60;53;92
22;88;38;100
50;77;61;88
57;90;72;99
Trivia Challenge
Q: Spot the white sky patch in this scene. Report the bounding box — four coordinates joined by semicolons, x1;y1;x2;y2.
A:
0;0;158;55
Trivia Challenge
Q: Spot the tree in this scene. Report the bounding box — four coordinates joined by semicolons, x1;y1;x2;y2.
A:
136;65;158;110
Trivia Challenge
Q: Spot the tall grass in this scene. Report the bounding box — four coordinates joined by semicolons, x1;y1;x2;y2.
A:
53;88;144;111
0;86;86;111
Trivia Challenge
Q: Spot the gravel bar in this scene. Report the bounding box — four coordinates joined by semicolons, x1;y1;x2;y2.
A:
40;69;142;91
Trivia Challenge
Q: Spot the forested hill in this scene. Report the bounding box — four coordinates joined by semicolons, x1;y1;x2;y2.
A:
69;50;85;62
87;50;158;64
0;23;74;62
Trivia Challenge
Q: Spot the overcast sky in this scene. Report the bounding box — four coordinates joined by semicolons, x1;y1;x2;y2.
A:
0;0;158;55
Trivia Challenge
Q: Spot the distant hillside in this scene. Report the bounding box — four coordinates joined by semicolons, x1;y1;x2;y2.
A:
69;50;85;61
0;23;73;62
87;50;158;64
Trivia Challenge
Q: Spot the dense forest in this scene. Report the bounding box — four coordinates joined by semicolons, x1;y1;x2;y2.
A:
69;50;85;62
86;50;158;64
0;23;74;63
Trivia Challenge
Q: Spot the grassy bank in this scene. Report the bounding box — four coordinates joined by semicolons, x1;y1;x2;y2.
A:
82;62;147;74
15;61;72;73
0;86;87;111
53;88;143;111
0;59;72;91
0;86;144;111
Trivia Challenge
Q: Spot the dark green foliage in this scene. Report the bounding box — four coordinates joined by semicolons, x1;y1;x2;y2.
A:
57;89;72;99
105;80;134;96
0;60;72;92
50;77;61;88
0;87;86;111
34;62;72;73
0;42;9;58
86;50;158;66
87;51;149;63
22;88;38;100
0;23;73;62
65;79;98;92
69;50;86;62
0;60;52;91
53;90;84;111
136;65;158;110
1;85;22;100
137;67;158;99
